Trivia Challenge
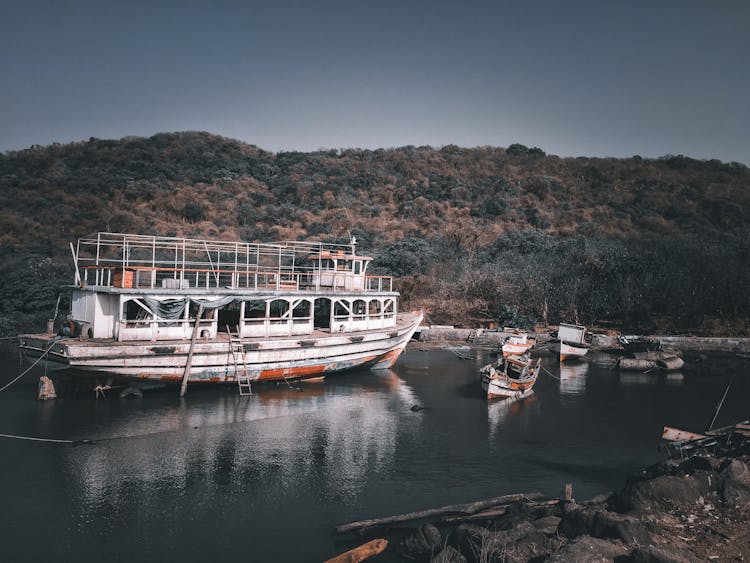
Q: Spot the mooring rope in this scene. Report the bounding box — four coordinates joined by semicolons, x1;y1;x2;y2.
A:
0;338;67;393
0;432;74;444
540;364;561;380
0;335;22;340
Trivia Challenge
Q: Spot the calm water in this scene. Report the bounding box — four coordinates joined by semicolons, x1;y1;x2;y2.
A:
0;349;747;561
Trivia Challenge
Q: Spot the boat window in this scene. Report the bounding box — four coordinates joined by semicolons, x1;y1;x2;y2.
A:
353;299;366;319
384;299;395;317
368;299;381;315
124;299;153;327
292;300;311;319
269;299;290;319
243;300;266;319
334;300;350;317
217;301;241;333
188;302;215;319
353;261;361;275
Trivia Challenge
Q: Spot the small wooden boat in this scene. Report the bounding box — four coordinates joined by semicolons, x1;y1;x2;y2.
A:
557;323;589;361
660;420;750;458
479;353;541;400
501;330;536;357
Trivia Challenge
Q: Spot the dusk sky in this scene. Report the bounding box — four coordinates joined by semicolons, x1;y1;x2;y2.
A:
2;0;748;163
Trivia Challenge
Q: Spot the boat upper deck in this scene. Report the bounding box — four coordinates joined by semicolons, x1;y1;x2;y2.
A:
74;232;393;294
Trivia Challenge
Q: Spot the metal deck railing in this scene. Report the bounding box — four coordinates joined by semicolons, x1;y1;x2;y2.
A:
72;232;393;292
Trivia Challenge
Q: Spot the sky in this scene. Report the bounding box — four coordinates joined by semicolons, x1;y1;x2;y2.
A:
1;0;748;163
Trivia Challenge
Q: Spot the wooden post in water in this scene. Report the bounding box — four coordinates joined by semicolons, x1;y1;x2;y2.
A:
562;483;573;503
180;303;203;397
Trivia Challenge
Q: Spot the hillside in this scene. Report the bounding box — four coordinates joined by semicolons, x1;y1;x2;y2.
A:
1;132;749;337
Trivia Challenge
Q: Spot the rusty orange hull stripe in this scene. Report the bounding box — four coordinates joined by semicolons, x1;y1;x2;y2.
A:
257;364;328;381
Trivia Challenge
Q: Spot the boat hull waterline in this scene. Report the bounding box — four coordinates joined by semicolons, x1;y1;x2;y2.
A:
21;312;423;385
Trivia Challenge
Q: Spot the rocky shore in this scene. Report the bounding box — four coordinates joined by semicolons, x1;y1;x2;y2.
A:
335;431;750;562
412;326;750;355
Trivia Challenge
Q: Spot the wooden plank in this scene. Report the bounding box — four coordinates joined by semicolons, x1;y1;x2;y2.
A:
325;539;388;563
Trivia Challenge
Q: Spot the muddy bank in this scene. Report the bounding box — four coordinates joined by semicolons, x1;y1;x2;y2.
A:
413;326;750;354
335;431;750;562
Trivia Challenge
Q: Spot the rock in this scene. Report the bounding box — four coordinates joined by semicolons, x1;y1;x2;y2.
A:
431;545;466;563
585;494;611;506
451;524;486;558
626;544;695;563
496;499;534;530
591;511;651;545
402;523;442;559
547;535;628;562
561;506;651;545
559;505;598;538
533;515;561;535
720;459;750;507
452;521;538;562
507;529;550;562
490;520;535;545
613;475;707;513
677;455;721;474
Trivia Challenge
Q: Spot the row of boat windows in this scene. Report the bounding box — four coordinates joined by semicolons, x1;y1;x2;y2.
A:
124;298;395;322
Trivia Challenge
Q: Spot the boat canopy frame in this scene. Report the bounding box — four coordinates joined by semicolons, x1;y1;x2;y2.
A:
73;232;392;293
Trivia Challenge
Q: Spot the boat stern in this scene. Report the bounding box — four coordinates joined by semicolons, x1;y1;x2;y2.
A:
18;334;72;371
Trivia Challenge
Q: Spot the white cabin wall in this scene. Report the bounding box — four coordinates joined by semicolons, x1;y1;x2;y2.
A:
71;290;96;324
94;294;118;338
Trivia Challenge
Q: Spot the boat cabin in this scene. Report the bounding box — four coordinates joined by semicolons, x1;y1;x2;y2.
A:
558;323;586;344
68;233;397;342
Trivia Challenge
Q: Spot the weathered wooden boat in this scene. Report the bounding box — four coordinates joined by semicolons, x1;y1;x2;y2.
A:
501;329;536;357
479;353;541;400
557;323;589;361
617;335;662;353
19;232;423;395
661;421;750;458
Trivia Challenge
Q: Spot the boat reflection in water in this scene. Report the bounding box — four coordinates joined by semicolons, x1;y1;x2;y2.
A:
665;372;685;386
486;393;539;442
618;372;658;386
64;369;420;512
559;362;589;400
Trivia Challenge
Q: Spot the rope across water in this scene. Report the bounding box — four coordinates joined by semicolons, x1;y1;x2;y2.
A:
0;339;67;393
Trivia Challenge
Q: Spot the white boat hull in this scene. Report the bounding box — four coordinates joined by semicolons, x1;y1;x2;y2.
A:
559;341;588;361
502;341;534;357
20;312;423;385
481;376;536;400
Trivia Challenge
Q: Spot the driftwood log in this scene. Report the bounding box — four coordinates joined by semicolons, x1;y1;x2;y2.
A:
325;539;388;563
335;492;542;534
442;499;560;523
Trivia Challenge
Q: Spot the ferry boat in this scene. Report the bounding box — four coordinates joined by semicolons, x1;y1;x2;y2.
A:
19;233;423;395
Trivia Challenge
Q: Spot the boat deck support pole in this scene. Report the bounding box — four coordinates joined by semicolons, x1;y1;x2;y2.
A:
180;304;203;397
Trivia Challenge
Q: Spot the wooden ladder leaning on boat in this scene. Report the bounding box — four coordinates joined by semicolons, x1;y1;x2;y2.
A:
228;326;253;396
